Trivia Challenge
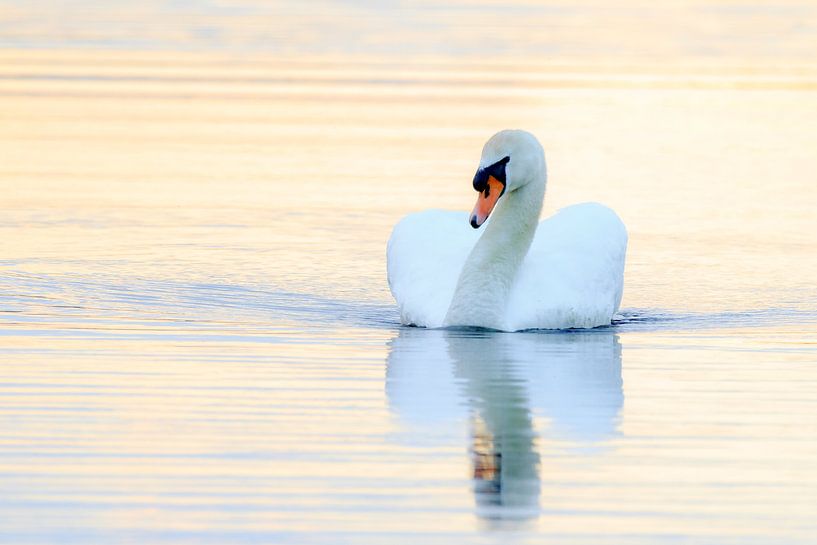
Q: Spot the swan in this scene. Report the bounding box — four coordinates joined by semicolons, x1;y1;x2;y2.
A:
387;129;627;331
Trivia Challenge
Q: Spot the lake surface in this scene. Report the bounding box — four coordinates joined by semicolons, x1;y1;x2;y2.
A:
2;3;817;543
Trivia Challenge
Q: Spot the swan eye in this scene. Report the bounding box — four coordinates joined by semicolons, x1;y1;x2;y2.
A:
473;156;510;192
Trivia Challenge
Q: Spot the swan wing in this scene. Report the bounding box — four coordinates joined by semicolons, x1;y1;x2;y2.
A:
508;202;628;330
387;209;479;328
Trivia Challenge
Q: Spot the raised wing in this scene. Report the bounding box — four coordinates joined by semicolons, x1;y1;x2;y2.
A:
507;203;628;330
387;209;480;327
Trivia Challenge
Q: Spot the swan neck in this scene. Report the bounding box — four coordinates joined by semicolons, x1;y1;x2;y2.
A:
444;177;545;329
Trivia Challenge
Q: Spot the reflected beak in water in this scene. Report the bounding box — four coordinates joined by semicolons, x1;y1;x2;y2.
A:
470;155;510;229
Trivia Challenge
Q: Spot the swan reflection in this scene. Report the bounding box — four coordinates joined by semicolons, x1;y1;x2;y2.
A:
386;328;623;520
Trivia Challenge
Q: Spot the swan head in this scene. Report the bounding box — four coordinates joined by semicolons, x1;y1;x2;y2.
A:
470;130;546;228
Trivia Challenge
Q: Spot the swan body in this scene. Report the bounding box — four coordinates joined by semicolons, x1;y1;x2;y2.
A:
387;130;627;331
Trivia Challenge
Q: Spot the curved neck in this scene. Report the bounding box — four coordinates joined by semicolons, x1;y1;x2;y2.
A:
444;176;545;329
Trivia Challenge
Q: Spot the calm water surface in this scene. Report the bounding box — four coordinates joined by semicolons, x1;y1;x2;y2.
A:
2;5;817;543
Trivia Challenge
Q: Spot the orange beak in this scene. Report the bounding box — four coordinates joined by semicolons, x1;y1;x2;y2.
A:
470;175;505;228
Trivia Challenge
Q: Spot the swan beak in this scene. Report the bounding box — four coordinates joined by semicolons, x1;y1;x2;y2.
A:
470;175;504;228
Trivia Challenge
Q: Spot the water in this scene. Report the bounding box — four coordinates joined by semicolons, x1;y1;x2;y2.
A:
2;2;817;544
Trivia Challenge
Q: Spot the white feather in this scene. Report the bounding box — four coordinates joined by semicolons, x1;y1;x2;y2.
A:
387;203;627;331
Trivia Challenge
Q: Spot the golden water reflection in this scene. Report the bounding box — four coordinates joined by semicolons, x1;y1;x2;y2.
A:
2;20;817;543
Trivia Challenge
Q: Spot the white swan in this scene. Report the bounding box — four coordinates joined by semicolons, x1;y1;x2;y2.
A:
387;129;627;331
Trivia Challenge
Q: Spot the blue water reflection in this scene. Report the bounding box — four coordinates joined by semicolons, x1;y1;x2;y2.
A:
386;328;623;519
